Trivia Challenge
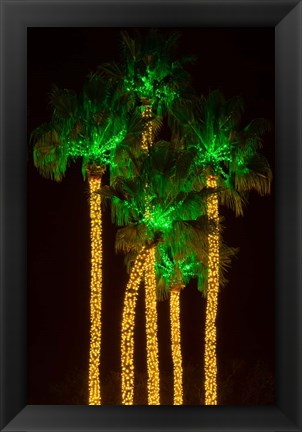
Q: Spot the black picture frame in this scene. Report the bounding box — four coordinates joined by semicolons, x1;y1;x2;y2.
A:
0;1;301;431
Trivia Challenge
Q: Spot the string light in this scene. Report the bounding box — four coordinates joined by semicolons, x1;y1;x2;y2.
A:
170;284;184;405
141;105;153;152
145;248;160;405
204;174;219;405
142;104;160;404
88;170;103;405
121;247;149;405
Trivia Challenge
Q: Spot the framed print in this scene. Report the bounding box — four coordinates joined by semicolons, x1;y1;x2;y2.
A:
0;1;301;431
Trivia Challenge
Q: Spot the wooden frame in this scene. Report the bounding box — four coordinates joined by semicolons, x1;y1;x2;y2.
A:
0;1;301;431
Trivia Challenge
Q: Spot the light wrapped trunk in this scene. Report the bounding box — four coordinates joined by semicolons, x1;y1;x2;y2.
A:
144;247;160;404
141;105;153;151
170;283;184;405
87;165;105;405
204;174;219;405
142;103;161;404
121;247;150;405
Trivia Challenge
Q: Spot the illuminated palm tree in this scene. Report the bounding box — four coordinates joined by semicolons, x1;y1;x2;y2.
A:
155;231;236;406
100;29;195;404
100;140;211;405
31;77;143;405
155;244;205;405
172;90;272;404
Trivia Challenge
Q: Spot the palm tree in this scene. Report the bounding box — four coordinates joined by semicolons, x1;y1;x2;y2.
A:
100;141;211;405
100;30;195;119
172;90;272;405
155;244;205;405
31;77;143;405
99;29;195;404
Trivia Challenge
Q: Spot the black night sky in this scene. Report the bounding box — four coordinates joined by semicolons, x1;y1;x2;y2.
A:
27;28;275;405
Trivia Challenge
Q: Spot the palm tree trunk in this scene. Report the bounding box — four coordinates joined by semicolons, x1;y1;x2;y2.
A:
144;247;160;404
141;104;153;151
204;174;219;405
121;246;150;405
88;167;104;405
170;284;184;405
142;104;161;404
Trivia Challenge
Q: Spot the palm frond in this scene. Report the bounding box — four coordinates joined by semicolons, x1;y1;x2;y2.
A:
232;151;272;196
83;72;108;108
32;128;68;182
235;167;272;196
98;184;125;201
243;118;271;141
218;243;239;288
156;276;170;301
218;186;248;217
99;62;124;82
223;95;244;129
174;147;198;185
170;191;205;221
168;218;210;264
49;85;79;120
120;30;138;61
115;224;146;254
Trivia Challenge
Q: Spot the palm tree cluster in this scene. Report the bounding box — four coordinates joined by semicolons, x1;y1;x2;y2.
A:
30;29;272;406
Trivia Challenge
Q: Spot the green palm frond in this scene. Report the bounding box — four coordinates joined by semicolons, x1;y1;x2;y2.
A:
146;140;177;175
174;147;199;186
32;126;68;182
122;109;150;146
167;217;210;263
120;30;139;61
218;186;248;217
83;73;111;110
170;191;204;221
173;90;272;218
104;29;195;118
115;224;146;254
49;85;79;120
155;237;209;301
219;100;243;132
99;62;124;82
101;177;145;226
173;95;197;120
149;114;163;138
243;118;271;143
112;176;143;199
98;184;125;201
155;275;170;301
231;148;272;195
235;166;272;197
197;269;208;296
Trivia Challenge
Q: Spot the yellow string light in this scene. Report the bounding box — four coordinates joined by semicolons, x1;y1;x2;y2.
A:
121;247;149;405
170;285;183;405
141;105;153;152
120;105;160;405
204;174;219;405
144;247;160;405
88;173;103;405
141;104;161;404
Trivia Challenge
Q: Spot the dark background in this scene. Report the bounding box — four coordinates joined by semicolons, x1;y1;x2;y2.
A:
27;28;275;405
